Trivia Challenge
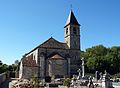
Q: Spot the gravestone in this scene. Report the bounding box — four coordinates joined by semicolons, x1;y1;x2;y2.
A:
77;69;81;79
88;76;94;88
99;72;103;80
95;71;100;80
102;71;113;88
71;75;77;87
81;58;85;78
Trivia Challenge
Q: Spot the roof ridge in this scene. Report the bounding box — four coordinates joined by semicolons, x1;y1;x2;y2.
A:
24;37;68;56
40;37;63;46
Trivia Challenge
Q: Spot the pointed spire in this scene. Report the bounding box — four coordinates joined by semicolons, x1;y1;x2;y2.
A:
64;10;80;28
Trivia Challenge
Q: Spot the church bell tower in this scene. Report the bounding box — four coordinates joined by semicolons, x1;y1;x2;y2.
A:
64;10;80;50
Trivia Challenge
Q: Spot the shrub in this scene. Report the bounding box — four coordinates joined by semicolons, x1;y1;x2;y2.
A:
113;73;120;78
63;78;71;87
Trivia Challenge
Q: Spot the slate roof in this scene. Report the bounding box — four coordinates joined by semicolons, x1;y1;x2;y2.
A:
64;10;80;28
22;54;38;67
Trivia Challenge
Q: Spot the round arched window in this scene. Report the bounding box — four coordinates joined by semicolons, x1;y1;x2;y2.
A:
73;27;77;35
66;28;68;35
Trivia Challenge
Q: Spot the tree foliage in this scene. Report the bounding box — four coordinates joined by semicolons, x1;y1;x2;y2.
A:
0;60;3;65
81;45;120;75
0;60;19;74
0;64;8;73
63;78;71;87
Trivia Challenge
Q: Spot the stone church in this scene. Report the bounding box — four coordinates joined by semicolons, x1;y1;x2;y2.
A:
19;10;81;79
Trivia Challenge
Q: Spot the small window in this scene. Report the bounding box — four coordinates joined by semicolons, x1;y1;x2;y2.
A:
34;55;35;60
66;28;68;34
73;27;77;34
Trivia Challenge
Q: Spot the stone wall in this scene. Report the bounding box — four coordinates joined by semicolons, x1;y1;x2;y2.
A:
38;48;70;58
0;73;6;85
38;47;81;76
26;49;38;64
21;66;38;79
69;50;81;75
19;46;81;79
46;59;67;77
19;62;23;79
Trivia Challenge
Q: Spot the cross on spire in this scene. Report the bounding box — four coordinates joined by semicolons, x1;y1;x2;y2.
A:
70;4;73;10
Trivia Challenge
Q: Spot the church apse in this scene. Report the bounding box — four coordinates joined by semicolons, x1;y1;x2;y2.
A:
46;54;68;77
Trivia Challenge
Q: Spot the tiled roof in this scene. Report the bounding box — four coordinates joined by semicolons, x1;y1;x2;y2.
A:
25;37;69;56
38;37;68;49
22;54;38;67
48;54;64;60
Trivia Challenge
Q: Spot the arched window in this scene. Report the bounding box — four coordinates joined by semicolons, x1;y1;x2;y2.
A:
73;27;77;35
66;28;68;35
34;55;35;60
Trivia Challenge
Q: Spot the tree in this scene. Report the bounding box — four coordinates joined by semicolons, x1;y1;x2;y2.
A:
0;64;8;74
82;45;120;75
83;45;107;73
105;46;120;74
14;60;19;65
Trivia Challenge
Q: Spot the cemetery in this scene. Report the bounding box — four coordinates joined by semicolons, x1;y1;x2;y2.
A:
8;58;120;88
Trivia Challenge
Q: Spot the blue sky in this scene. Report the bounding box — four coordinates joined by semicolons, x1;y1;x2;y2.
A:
0;0;120;65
